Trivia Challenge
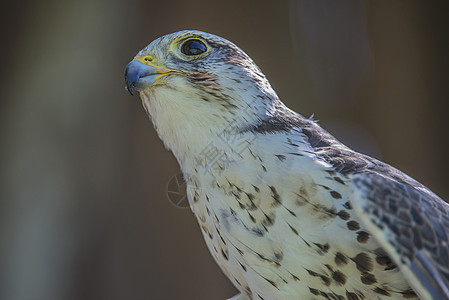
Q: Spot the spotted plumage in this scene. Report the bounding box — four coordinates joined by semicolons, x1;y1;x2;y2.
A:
125;30;449;299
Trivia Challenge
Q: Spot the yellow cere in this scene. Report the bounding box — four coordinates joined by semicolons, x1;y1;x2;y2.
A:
134;55;160;69
133;55;183;85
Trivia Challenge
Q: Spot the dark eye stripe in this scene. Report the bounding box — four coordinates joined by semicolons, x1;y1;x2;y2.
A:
181;39;207;56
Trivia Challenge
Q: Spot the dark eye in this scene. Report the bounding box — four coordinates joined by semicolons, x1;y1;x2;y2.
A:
181;39;207;56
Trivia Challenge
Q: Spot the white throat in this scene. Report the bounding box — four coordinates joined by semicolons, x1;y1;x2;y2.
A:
139;80;280;169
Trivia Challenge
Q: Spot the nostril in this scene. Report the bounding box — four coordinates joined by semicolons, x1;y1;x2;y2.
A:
144;57;152;62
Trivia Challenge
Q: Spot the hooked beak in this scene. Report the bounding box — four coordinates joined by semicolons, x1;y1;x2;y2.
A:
124;59;162;96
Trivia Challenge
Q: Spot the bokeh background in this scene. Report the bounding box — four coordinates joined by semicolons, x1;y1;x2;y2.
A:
1;1;448;299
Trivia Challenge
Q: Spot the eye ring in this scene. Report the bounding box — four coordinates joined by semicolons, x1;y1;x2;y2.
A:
181;39;208;56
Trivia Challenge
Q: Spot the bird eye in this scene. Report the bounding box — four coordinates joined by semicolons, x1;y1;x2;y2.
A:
181;39;207;56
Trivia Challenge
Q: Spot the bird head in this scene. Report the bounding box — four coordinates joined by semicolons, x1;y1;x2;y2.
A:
125;30;281;161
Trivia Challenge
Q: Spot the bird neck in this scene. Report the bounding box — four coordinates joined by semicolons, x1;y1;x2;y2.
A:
139;92;230;168
139;85;284;171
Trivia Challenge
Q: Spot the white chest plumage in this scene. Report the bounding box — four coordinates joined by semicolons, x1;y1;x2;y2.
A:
183;131;414;300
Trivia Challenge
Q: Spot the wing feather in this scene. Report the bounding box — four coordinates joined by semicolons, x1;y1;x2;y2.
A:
349;171;449;300
250;108;449;298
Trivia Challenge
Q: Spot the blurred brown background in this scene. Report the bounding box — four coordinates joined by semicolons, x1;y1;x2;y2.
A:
1;1;448;299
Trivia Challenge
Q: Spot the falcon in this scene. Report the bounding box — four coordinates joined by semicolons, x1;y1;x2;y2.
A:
124;30;449;300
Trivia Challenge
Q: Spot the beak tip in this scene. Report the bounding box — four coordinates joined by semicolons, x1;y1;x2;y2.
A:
124;68;135;96
125;83;135;96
